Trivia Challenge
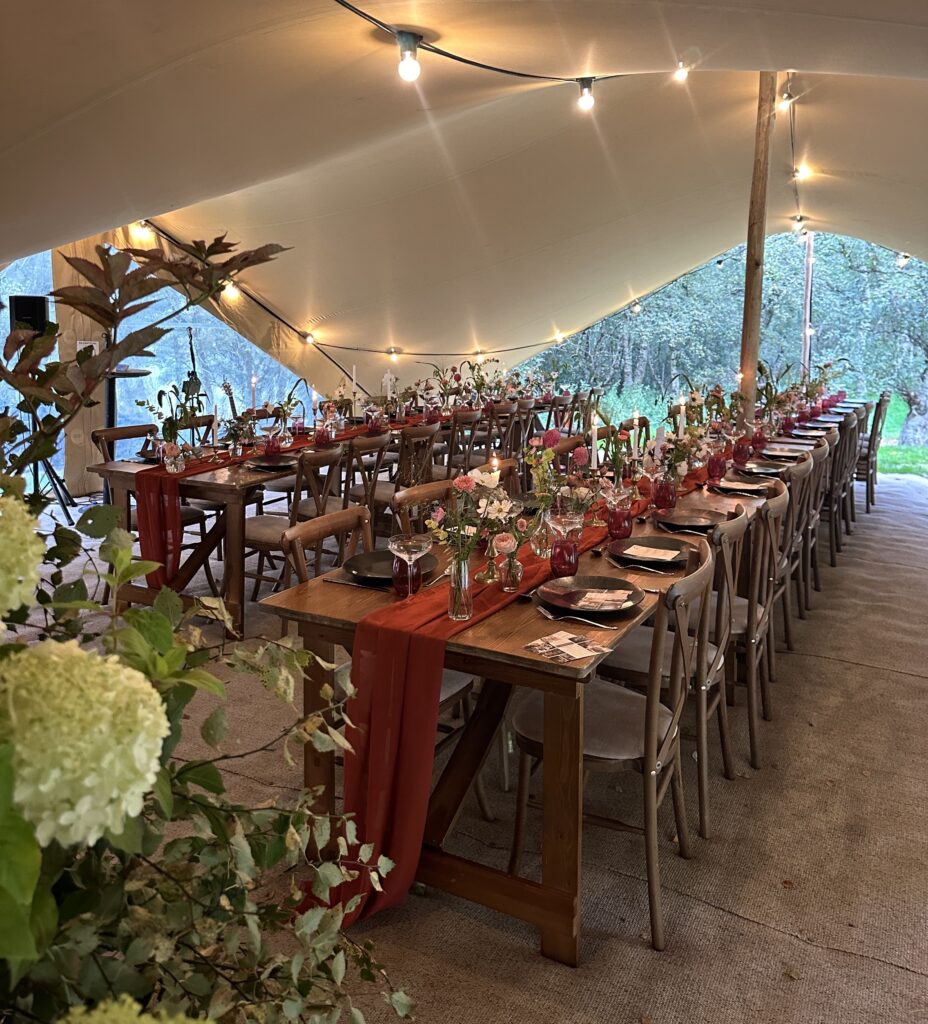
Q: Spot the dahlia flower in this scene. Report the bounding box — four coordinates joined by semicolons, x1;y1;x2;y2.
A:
63;996;198;1024
0;493;44;620
0;639;170;847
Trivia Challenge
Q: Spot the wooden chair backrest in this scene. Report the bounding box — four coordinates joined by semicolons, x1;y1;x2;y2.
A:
513;397;537;451
445;409;482;477
472;457;521;496
395;421;440;489
345;432;391;509
706;506;749;672
91;423;157;462
392;479;455;534
807;440;831;523
543;395;571;432
645;539;714;777
868;393;891;454
782;453;814;556
619;414;651;443
551;434;585;472
281;507;373;583
483;400;518;458
745;478;789;642
289;444;345;526
184;413;215;446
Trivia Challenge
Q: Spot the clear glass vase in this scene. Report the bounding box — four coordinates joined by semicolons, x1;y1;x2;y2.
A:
530;517;553;558
499;556;524;593
448;556;474;621
164;454;185;474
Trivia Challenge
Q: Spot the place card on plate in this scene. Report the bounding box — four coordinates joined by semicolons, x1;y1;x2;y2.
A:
525;630;611;663
715;479;768;492
572;589;631;610
622;544;681;561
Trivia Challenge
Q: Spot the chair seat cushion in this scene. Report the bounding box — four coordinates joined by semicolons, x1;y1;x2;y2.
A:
262;474;297;494
296;495;350;518
511;679;674;767
349;480;396;505
691;593;748;635
244;514;290;547
601;625;718;678
439;669;475;706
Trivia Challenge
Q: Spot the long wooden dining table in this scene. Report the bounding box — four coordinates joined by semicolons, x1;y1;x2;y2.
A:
260;484;769;965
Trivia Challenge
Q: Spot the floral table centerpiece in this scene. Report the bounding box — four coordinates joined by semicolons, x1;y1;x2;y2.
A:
425;467;517;618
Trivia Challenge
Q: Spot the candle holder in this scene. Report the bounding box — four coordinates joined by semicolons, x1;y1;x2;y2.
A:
351;389;359;421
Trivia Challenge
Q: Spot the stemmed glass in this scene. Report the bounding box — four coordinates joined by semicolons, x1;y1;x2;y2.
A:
547;511;584;578
259;420;281;454
388;533;433;599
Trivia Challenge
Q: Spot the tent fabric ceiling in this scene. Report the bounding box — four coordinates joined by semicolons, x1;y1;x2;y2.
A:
2;1;927;394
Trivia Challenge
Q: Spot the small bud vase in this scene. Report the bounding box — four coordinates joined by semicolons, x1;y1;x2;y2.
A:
499;556;524;593
448;556;474;621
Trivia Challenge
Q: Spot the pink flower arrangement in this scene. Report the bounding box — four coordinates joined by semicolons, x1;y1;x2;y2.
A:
494;532;517;555
572;445;590;468
452;474;477;493
542;428;561;449
432;506;446;523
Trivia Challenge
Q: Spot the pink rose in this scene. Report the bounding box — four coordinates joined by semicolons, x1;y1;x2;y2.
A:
163;442;181;457
529;437;543;447
542;428;561;449
516;517;528;532
494;532;517;555
572;445;590;467
432;506;446;523
453;372;462;382
452;475;477;493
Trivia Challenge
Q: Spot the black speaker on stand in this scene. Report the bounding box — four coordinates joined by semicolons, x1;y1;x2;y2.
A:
9;295;77;523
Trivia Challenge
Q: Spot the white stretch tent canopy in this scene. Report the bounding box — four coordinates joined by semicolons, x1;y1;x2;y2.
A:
2;0;927;395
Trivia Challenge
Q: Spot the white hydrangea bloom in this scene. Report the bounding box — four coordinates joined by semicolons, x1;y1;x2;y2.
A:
0;493;44;620
63;995;199;1023
468;468;500;489
0;640;170;847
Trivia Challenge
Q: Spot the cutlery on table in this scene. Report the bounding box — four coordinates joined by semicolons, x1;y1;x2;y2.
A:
426;567;451;587
323;576;376;589
536;605;619;630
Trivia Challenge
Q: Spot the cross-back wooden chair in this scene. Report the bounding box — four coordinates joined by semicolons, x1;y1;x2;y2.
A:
619;413;652;444
543;394;571;432
513;397;537;452
564;390;590;435
584;388;604;432
803;440;831;609
280;506;373;585
551;434;585;473
776;454;813;637
361;423;440;534
508;539;713;950
856;392;890;513
344;431;392;514
392;479;455;534
739;479;789;768
445;409;484;475
482;400;518;459
823;412;858;565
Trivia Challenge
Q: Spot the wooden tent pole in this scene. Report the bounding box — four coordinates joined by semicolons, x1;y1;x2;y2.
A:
800;230;815;376
738;71;778;428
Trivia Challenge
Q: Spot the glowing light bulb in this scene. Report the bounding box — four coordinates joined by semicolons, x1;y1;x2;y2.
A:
221;280;240;300
388;348;399;363
674;61;689;82
577;78;595;111
396;31;422;82
794;163;812;181
130;220;155;244
303;331;315;344
476;351;485;364
631;300;642;315
791;215;804;232
778;91;794;113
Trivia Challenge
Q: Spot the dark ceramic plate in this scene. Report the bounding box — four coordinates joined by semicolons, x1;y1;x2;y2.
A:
343;549;438;583
537;574;644;615
653;507;728;532
607;535;689;565
737;460;790;475
247;454;298;472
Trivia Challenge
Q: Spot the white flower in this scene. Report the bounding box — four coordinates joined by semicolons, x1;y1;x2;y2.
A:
468;468;500;490
0;640;170;847
676;460;689;477
574;487;592;502
0;494;44;621
63;995;199;1023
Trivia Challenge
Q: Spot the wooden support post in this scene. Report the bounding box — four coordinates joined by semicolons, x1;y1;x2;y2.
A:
738;71;778;428
800;230;815;377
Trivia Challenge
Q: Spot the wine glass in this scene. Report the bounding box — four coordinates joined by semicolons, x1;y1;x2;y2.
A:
388;533;433;599
547;511;584;578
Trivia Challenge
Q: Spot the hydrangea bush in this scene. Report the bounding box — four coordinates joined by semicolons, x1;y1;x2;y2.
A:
0;242;410;1022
